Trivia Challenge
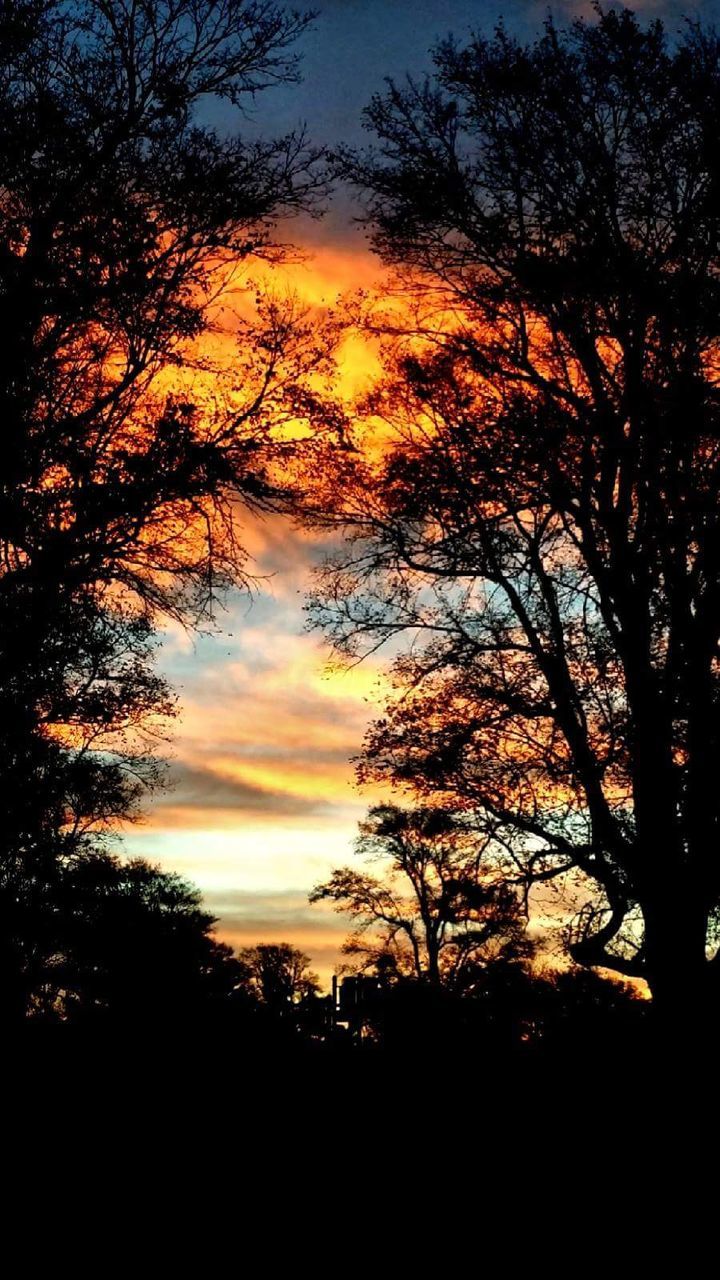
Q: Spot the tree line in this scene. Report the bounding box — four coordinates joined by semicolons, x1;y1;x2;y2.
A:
1;1;720;1051
11;839;641;1060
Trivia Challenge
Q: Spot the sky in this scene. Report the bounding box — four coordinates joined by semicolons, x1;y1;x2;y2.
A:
122;0;720;986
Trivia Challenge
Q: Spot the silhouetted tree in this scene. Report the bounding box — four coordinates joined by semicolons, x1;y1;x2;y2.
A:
307;7;720;1037
0;598;179;1020
311;804;531;991
236;942;319;1015
0;0;322;610
0;0;327;1004
8;852;243;1025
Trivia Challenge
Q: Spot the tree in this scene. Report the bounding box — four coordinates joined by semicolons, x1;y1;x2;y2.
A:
527;965;645;1056
236;942;319;1014
13;852;243;1025
0;0;327;993
307;7;720;1036
311;804;531;992
0;0;323;619
0;598;179;1020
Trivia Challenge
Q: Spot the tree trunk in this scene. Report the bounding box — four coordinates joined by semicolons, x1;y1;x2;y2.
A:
642;898;712;1057
425;931;442;987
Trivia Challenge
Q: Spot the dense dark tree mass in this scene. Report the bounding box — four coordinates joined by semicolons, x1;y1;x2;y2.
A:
15;853;242;1024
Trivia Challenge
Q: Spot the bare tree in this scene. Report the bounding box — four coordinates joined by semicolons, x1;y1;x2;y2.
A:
311;805;531;991
306;8;720;1036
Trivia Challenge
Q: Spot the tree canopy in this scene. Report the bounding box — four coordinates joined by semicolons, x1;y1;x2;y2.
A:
5;851;242;1024
236;942;320;1020
311;804;531;991
0;0;323;623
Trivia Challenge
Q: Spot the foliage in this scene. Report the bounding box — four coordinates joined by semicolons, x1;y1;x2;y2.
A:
311;803;532;991
0;0;328;1005
236;942;320;1011
2;851;242;1023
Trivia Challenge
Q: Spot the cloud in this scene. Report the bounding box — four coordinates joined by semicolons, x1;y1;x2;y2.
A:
156;761;325;817
155;623;389;810
208;888;342;931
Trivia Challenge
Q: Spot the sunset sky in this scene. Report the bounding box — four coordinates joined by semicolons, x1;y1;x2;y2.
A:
122;0;719;984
